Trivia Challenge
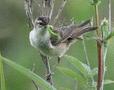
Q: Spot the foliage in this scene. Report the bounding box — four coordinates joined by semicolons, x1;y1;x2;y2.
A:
0;0;114;90
57;55;114;89
0;54;6;90
0;55;56;90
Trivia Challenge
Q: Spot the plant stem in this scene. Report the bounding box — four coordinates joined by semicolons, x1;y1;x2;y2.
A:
102;44;107;90
108;0;112;32
82;37;90;66
94;4;104;90
24;0;34;29
40;54;53;85
102;0;112;89
82;36;95;85
94;5;100;36
97;44;103;90
53;0;67;25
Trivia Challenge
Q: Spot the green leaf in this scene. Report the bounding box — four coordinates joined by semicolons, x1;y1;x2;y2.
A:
90;68;98;77
57;66;86;83
90;0;101;5
64;55;91;78
94;80;114;87
106;32;114;41
104;80;114;85
1;56;56;90
0;54;6;90
101;18;110;41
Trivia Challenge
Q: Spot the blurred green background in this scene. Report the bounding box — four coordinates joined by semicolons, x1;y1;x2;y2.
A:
0;0;114;90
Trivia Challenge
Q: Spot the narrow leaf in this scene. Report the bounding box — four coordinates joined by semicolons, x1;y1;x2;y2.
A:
94;80;114;87
106;32;114;40
1;56;56;90
64;55;91;78
104;80;114;85
90;68;98;77
0;54;6;90
57;66;86;83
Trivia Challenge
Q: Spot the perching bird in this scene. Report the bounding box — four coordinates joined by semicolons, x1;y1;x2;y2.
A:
29;16;97;60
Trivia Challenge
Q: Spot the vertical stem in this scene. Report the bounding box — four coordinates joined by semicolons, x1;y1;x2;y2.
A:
53;0;67;25
49;0;55;19
102;0;112;89
97;45;103;90
102;44;107;90
108;0;112;32
82;37;90;66
45;58;53;84
40;54;53;85
82;36;95;85
24;0;34;29
94;5;100;36
94;4;104;90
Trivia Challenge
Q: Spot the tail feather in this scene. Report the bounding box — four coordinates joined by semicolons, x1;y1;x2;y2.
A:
78;19;91;27
71;20;97;39
55;19;97;45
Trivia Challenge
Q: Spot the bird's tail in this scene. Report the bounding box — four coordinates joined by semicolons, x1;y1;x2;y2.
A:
71;19;97;38
56;19;97;45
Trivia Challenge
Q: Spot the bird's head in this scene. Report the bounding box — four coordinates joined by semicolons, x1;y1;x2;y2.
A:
35;16;50;28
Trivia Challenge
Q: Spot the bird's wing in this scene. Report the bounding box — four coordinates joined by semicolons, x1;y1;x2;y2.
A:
52;19;97;45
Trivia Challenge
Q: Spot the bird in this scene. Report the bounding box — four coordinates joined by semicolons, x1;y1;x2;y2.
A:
29;16;97;61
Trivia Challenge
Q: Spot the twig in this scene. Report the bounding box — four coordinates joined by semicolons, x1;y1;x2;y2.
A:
108;0;112;32
40;54;53;85
42;0;55;18
82;36;90;66
94;5;100;36
53;0;68;25
24;0;34;29
49;0;55;19
82;36;95;85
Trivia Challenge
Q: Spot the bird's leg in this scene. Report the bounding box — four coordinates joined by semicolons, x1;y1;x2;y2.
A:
40;53;53;85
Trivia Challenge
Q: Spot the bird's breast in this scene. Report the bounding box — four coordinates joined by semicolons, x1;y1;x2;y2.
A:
29;29;50;49
29;28;72;57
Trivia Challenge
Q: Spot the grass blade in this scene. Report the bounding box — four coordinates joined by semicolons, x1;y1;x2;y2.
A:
57;66;86;83
64;55;91;78
1;56;56;90
0;54;6;90
104;80;114;85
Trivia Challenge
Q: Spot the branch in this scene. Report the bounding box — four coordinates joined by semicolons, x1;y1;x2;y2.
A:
49;0;55;19
24;0;34;29
82;36;95;85
53;0;68;25
41;0;55;19
40;54;53;85
108;0;112;32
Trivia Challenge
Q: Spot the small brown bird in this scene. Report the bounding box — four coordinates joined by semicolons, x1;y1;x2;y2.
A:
29;16;97;60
